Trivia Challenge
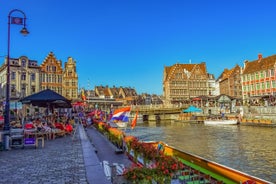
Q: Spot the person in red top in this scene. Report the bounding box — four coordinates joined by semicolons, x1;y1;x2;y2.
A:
65;123;73;133
54;122;65;130
25;122;35;129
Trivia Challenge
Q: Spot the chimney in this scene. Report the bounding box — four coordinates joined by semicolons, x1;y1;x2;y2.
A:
258;53;262;60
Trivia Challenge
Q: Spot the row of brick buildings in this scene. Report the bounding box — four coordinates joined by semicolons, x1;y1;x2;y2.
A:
1;51;275;108
84;85;162;107
163;53;276;106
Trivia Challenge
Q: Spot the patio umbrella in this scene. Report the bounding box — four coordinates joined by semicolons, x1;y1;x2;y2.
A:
20;89;72;108
183;105;202;113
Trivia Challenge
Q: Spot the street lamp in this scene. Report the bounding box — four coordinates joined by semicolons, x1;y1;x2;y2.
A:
3;9;29;149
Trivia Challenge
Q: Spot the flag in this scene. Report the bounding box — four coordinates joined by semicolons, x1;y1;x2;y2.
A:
131;110;138;130
11;17;23;25
81;89;86;101
111;106;131;122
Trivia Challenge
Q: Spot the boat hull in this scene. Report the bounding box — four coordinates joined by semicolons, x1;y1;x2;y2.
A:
146;142;271;184
204;119;238;125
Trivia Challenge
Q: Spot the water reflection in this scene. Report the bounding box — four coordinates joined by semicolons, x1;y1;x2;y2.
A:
125;121;276;183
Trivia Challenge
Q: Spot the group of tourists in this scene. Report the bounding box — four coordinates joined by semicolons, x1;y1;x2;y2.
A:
22;113;76;139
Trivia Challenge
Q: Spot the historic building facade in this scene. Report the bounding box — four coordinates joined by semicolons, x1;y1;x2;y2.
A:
93;85;138;105
207;73;217;96
62;57;78;100
163;62;211;104
0;56;40;103
218;64;242;99
241;54;276;102
0;51;80;108
40;52;63;94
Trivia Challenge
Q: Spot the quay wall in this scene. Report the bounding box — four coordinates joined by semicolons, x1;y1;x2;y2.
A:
204;106;276;122
133;105;276;123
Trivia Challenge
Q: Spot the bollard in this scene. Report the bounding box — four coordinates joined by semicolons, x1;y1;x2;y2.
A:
4;135;10;150
110;165;117;183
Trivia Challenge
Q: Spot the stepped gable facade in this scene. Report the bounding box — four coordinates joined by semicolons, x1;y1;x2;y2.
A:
40;52;63;95
63;57;78;100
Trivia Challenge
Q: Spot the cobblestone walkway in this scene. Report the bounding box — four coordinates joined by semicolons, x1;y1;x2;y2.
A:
0;131;87;184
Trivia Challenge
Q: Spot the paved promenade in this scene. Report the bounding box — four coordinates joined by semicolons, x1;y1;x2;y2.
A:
0;124;130;184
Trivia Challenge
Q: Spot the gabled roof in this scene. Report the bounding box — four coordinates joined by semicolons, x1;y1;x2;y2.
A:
109;87;120;98
219;64;240;81
164;62;207;82
243;54;276;74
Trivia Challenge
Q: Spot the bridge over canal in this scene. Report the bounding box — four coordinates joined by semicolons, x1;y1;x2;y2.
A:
130;105;188;121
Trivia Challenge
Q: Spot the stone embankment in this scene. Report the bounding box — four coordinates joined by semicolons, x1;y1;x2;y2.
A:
180;106;276;126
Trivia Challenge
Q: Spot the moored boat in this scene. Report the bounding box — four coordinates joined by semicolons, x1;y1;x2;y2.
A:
125;140;271;184
204;119;238;125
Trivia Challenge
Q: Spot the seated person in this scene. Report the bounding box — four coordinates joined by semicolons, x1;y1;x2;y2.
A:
55;122;65;130
42;122;52;132
25;122;35;129
65;122;73;134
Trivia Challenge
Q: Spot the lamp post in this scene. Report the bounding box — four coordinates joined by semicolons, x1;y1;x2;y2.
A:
3;9;29;149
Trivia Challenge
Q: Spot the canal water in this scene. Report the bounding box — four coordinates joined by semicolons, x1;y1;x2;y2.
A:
125;121;276;183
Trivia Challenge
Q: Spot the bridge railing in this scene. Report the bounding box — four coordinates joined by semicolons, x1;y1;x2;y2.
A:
130;104;187;111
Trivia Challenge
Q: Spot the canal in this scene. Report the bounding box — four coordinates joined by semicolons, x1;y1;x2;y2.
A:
125;121;276;183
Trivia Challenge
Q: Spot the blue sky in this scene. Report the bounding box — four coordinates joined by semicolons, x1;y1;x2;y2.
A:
1;0;276;95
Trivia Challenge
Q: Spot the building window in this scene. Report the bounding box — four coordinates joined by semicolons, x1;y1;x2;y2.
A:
271;69;275;76
11;72;16;80
31;73;35;81
251;74;254;80
260;71;264;79
266;81;270;89
11;84;16;92
272;80;276;88
251;84;254;91
266;70;270;78
21;59;26;67
21;84;26;97
58;75;62;83
256;83;260;90
52;75;56;83
255;72;259;80
21;72;26;81
261;82;265;90
47;74;51;83
31;85;36;93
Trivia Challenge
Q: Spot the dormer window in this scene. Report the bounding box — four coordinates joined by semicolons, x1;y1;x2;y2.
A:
22;59;26;67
